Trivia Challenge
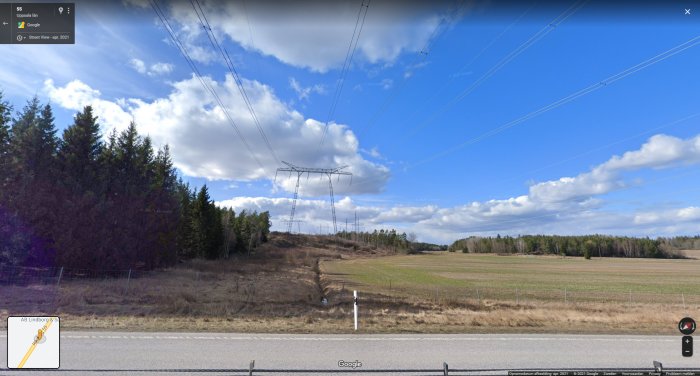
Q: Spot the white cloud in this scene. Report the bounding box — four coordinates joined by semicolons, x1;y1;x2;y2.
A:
166;1;448;72
361;147;383;159
529;134;700;204
634;207;700;225
216;195;436;234
602;134;700;171
122;0;149;8
289;78;325;101
218;133;700;243
129;58;147;74
129;58;174;76
216;192;700;244
44;76;389;195
44;79;134;135
149;62;174;75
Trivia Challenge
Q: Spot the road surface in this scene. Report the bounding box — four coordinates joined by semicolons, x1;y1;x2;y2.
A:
1;332;698;375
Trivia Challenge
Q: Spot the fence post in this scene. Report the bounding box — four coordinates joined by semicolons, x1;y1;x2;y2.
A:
56;266;64;287
125;269;132;294
249;360;255;376
353;290;358;331
682;293;686;310
443;361;449;376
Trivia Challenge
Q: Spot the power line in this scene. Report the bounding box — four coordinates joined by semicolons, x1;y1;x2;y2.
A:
351;112;700;190
189;0;281;165
491;112;700;187
358;0;468;139
319;0;371;148
148;0;268;175
399;0;587;143
373;2;533;141
242;0;255;52
410;34;700;169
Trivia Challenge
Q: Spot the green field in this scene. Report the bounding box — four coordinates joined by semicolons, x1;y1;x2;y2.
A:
322;253;700;301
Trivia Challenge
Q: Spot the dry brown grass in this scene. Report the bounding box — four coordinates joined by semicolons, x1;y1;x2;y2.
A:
1;234;694;334
680;249;700;259
1;298;692;334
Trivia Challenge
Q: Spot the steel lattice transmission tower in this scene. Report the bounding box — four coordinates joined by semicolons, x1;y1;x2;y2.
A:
275;161;352;234
279;219;304;234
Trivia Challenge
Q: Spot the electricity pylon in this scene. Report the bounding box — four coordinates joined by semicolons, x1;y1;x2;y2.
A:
280;219;304;234
275;161;352;234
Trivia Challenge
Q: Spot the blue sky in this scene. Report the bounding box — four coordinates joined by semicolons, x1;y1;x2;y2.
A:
1;0;699;243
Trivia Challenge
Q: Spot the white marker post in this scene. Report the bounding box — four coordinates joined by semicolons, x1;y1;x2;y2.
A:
353;290;358;331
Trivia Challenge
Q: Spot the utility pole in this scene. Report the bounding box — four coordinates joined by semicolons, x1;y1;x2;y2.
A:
276;161;352;234
354;211;358;242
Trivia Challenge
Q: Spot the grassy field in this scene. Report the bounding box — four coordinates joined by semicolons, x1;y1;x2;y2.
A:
322;252;700;295
321;251;700;313
3;238;699;334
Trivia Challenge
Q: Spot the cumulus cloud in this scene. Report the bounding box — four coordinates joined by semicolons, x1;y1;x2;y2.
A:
216;195;437;233
44;79;134;135
218;133;700;243
44;76;389;195
164;0;448;72
529;134;700;203
602;134;700;171
217;192;700;244
129;58;174;76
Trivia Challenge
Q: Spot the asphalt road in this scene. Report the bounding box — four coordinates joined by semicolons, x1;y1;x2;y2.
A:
1;332;698;375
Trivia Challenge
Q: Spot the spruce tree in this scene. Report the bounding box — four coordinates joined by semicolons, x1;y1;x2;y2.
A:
58;106;102;192
0;91;13;201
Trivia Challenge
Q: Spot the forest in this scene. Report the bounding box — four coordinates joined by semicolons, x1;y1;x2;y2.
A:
337;230;446;253
448;234;700;258
0;93;270;270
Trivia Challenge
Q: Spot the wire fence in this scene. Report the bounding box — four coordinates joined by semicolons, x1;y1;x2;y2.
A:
0;264;157;286
333;281;700;308
3;264;700;308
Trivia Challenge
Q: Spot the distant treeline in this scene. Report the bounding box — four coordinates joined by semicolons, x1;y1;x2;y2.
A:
0;93;270;269
337;229;446;253
448;234;699;258
338;229;411;252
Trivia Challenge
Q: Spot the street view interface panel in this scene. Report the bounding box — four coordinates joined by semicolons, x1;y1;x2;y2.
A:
0;0;699;375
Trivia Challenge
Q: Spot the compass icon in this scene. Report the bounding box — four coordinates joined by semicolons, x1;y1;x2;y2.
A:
679;317;696;335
